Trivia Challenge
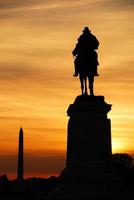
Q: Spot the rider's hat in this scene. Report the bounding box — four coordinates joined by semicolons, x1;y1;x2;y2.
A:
82;27;91;33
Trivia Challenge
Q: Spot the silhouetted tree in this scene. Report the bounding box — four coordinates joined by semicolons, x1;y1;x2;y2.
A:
112;153;133;170
0;174;9;192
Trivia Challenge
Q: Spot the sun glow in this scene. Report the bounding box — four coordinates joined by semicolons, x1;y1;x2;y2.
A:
112;138;126;153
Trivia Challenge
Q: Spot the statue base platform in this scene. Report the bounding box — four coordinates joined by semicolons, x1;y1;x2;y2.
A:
45;95;132;199
66;95;112;172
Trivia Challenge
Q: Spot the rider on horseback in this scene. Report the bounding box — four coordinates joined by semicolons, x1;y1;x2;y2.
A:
72;27;99;77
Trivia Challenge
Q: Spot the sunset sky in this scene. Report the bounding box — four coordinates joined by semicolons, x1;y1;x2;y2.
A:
0;0;134;179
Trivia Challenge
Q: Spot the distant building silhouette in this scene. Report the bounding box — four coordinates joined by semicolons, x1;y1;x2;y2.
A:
17;127;24;180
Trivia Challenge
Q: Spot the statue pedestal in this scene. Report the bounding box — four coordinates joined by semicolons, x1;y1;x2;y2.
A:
65;95;112;179
46;96;130;199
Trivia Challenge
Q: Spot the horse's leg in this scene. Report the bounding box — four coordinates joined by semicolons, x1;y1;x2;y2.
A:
88;76;94;96
84;77;88;95
81;78;84;95
80;75;84;95
91;76;94;96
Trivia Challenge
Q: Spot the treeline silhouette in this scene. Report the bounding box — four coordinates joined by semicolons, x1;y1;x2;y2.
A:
0;153;134;199
0;175;61;200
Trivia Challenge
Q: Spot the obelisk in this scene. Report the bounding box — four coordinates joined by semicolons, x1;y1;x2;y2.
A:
17;127;24;180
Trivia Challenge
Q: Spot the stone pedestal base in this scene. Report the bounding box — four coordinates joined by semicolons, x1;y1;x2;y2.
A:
66;95;112;175
46;96;132;199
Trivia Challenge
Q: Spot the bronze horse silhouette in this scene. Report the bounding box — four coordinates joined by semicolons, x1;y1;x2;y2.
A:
74;50;98;96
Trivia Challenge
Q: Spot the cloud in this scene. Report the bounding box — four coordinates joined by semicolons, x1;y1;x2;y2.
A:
0;0;116;21
95;0;134;11
0;62;32;80
0;0;90;9
0;59;74;90
108;0;134;7
0;0;89;13
0;0;40;9
0;0;133;20
0;151;65;175
0;62;58;83
25;151;65;173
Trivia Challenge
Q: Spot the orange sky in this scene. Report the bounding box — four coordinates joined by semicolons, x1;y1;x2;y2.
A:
0;0;134;179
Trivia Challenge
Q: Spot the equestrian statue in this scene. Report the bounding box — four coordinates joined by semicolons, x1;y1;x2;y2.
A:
72;27;99;96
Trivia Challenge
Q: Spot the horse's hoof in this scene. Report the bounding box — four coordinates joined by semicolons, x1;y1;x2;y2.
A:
73;74;78;77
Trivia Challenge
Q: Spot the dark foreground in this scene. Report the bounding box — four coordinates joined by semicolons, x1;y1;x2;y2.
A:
1;154;134;199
